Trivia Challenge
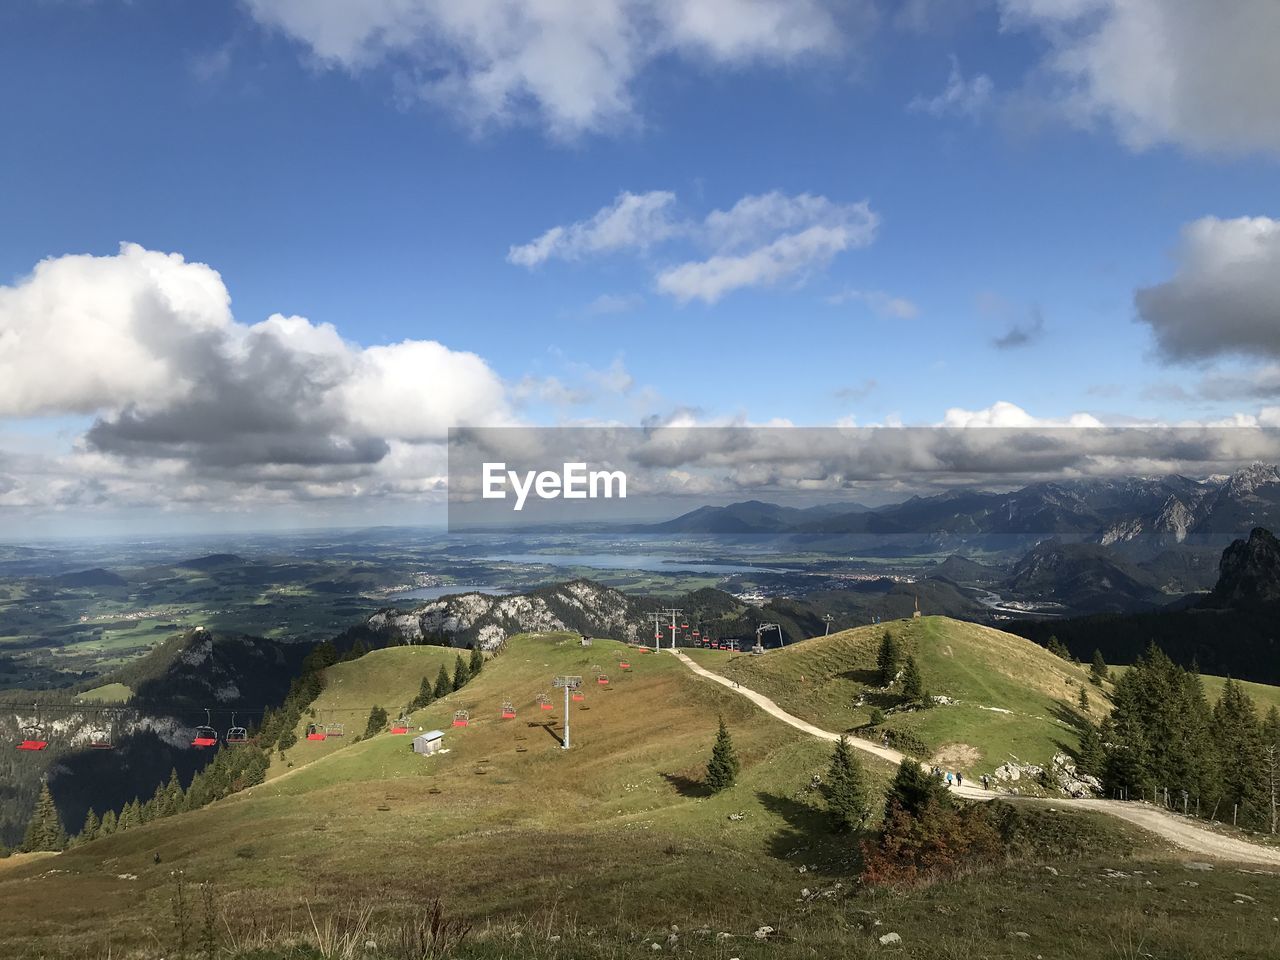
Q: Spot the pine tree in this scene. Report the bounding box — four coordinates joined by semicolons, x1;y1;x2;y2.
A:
876;631;901;686
1046;635;1071;660
364;704;389;738
1076;723;1105;777
1078;686;1090;711
78;808;100;845
901;656;924;701
1213;678;1267;828
824;736;870;833
99;809;117;837
453;654;470;691
469;645;484;675
1090;649;1109;685
433;665;452;699
883;759;949;820
165;768;185;815
21;783;66;852
410;676;435;711
705;717;739;793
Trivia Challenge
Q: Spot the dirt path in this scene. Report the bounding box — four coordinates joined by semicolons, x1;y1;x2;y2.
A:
671;650;1280;867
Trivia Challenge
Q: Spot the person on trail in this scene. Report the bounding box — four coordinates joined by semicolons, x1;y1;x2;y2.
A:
956;773;963;788
946;771;954;787
981;774;990;790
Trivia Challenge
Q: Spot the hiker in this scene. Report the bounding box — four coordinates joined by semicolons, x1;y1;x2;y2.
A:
946;771;954;787
956;773;963;788
981;774;990;790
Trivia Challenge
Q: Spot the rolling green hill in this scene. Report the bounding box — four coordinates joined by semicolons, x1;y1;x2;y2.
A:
688;615;1105;772
4;630;1279;960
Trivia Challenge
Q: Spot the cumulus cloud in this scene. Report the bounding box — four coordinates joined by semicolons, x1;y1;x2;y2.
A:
512;189;879;304
1135;216;1280;362
243;0;852;138
909;56;992;118
1000;0;1280;155
507;191;679;267
0;243;510;505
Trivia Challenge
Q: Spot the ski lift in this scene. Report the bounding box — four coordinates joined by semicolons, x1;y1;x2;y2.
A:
226;712;248;745
390;717;411;734
571;690;585;702
305;719;327;741
88;726;114;750
597;674;610;686
192;709;218;748
537;693;553;711
327;721;345;738
452;710;470;728
681;623;689;629
501;700;516;719
619;660;630;669
18;725;48;751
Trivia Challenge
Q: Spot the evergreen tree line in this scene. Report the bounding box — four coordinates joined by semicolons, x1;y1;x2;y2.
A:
1094;645;1280;833
371;644;494;739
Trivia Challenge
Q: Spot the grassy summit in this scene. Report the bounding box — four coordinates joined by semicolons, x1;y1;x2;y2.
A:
687;615;1102;771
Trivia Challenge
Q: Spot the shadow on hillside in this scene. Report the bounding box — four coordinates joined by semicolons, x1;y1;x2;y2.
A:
836;667;881;686
662;771;711;798
1049;699;1089;732
756;790;833;865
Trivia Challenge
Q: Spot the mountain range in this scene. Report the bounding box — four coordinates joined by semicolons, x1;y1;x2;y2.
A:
643;463;1280;547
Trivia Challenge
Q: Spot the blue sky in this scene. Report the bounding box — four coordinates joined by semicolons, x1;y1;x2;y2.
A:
2;1;1279;534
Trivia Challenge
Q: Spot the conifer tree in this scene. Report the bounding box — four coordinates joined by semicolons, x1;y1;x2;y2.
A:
364;704;389;738
410;675;435;711
99;809;117;837
824;736;870;833
1076;723;1105;777
469;645;484;675
165;768;185;815
21;783;66;852
876;631;900;685
77;808;100;845
1046;635;1071;660
1090;649;1109;685
1213;678;1267;827
883;759;949;820
433;665;452;699
1078;686;1090;711
901;656;924;701
705;717;739;793
453;653;470;691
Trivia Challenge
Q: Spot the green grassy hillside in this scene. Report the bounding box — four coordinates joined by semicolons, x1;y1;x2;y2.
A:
689;615;1103;773
5;630;1280;960
267;645;461;779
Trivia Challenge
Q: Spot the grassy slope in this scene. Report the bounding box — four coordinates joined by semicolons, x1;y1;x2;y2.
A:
6;631;1280;959
0;632;893;956
266;645;461;780
688;615;1105;773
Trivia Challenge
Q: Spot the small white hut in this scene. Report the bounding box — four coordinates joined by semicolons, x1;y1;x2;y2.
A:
413;730;445;756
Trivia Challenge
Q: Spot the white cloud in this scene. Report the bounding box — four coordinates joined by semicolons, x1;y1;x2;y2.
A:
909;56;993;118
243;0;851;138
940;401;1103;428
582;293;643;316
1000;0;1280;155
511;189;879;304
827;288;919;319
507;191;679;267
1135;216;1280;362
0;243;511;506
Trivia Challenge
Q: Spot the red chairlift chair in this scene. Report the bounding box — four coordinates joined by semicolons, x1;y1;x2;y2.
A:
88;727;114;750
327;721;345;738
18;724;48;751
452;710;470;728
305;722;327;742
192;709;218;748
571;690;585;702
597;674;610;686
619;660;630;669
390;717;411;734
226;712;249;745
501;700;516;719
537;693;553;711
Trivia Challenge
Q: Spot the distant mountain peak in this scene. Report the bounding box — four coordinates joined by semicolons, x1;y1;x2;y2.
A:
1205;527;1280;609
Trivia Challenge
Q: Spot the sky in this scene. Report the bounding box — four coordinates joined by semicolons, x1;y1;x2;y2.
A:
2;0;1280;536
